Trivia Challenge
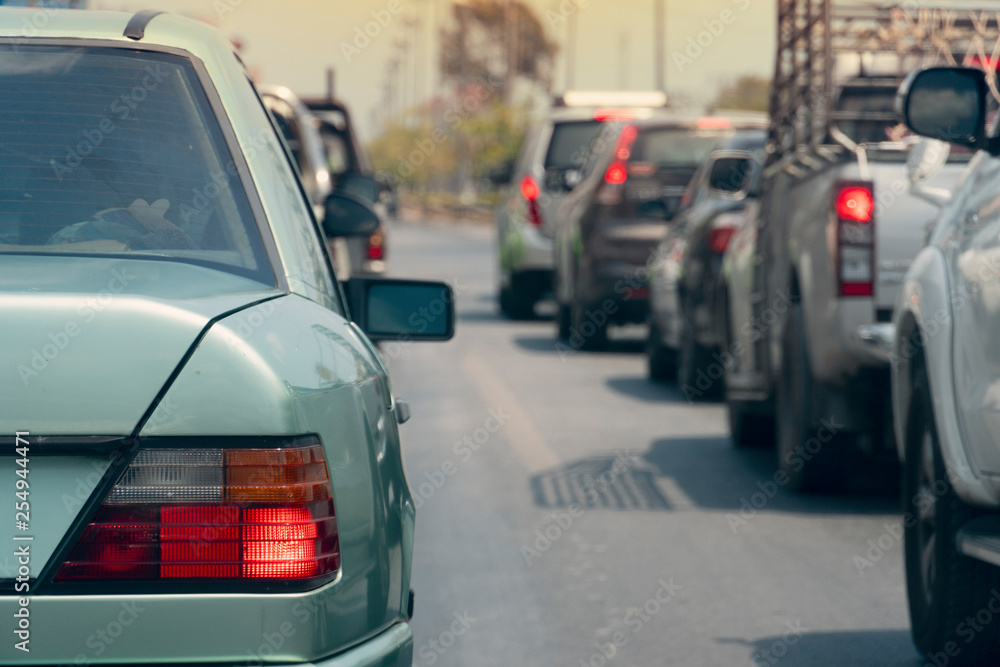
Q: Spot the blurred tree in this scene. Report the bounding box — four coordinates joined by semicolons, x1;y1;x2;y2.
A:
710;75;772;112
440;0;558;100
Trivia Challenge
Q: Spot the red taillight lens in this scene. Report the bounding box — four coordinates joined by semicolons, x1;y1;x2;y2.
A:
520;175;540;201
709;227;737;254
834;182;875;297
55;443;339;583
604;163;628;185
520;175;544;227
367;232;384;261
601;125;637;193
835;186;874;223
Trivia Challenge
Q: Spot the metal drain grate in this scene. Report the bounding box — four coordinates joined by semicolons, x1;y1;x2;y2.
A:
530;455;670;511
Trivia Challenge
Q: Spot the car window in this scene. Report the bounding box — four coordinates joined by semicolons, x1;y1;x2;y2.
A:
545;120;604;170
318;122;349;175
0;45;273;284
632;128;732;169
834;87;900;144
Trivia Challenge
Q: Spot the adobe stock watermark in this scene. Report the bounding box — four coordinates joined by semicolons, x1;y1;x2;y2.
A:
411;406;511;509
545;0;588;29
379;277;467;369
73;600;146;665
17;265;136;386
751;620;810;666
726;417;844;533
921;589;1000;667
339;0;405;63
415;610;477;666
577;578;682;667
681;290;794;402
51;64;168;181
395;74;504;180
850;459;969;576
672;0;752;73
521;450;634;565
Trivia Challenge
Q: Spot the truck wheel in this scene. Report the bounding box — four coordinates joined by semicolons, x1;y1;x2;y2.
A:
728;400;774;449
904;364;1000;663
776;302;846;492
570;296;607;351
499;277;535;320
677;321;720;400
557;302;571;341
646;320;676;381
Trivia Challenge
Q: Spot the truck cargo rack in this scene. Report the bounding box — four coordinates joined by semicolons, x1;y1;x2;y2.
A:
768;1;1000;174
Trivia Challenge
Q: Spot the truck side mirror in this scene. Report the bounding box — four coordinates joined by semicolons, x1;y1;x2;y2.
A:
323;191;380;238
897;67;996;154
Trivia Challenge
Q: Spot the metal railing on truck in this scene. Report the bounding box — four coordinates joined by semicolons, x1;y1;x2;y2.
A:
767;1;1000;177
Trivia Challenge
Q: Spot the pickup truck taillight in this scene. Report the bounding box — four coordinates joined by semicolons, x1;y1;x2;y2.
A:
55;441;339;583
833;182;875;297
708;211;744;254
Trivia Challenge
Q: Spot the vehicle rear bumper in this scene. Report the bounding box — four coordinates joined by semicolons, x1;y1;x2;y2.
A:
580;261;650;324
807;298;891;383
307;623;413;667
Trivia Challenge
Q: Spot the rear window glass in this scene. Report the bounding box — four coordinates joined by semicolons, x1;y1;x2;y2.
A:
545;120;604;169
835;88;900;144
632;128;732;168
0;46;273;284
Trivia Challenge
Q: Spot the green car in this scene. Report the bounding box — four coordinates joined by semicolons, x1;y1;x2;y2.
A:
0;9;452;666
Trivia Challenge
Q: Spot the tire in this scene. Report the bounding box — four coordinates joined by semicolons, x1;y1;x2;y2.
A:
728;400;775;449
570;295;608;351
499;278;535;320
557;301;571;341
677;320;721;400
903;363;1000;664
646;319;676;381
776;302;848;493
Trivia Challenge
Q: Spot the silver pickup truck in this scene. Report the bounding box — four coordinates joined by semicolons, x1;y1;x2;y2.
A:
721;1;970;492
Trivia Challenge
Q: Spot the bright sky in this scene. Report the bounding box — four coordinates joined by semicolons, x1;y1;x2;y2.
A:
89;0;777;139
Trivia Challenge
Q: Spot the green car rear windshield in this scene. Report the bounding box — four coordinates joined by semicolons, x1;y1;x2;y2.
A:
0;46;273;284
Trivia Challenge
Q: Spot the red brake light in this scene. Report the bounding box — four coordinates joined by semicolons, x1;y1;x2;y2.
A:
520;175;544;226
55;442;339;583
520;175;540;201
709;227;737;254
697;116;732;129
594;109;635;122
835;186;874;223
834;182;875;297
367;232;384;260
605;163;628;185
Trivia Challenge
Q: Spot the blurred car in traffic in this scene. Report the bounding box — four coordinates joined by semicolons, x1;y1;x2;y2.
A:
645;125;767;394
302;94;389;275
0;10;454;666
890;65;1000;664
554;114;766;350
494;90;669;319
262;85;353;276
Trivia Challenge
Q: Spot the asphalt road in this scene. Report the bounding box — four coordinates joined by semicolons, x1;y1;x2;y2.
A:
385;220;920;667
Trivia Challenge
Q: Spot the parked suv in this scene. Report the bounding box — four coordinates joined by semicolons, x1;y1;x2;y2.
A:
646;124;767;392
891;66;1000;663
554;114;764;349
495;91;668;319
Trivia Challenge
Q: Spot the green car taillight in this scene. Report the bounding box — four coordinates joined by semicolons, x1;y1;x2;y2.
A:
55;443;339;581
